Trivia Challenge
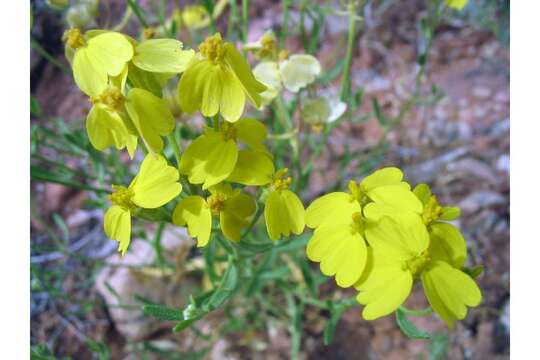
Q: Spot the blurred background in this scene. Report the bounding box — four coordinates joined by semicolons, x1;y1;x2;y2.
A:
30;0;509;358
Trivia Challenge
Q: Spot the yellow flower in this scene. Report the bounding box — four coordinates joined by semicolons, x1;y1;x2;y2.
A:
305;167;422;288
445;0;468;10
104;154;182;255
248;32;321;107
181;5;210;29
301;97;347;131
124;87;175;153
63;28;133;97
178;0;228;30
264;169;305;240
86;82;137;158
173;183;256;246
414;183;467;268
178;33;266;122
244;31;278;60
131;38;195;74
355;216;481;327
179;118;274;189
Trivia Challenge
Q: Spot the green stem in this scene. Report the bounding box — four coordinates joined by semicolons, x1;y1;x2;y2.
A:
31;174;110;194
241;0;249;42
167;132;197;195
127;0;149;28
398;306;433;317
30;37;71;74
275;96;301;183
213;115;220;130
153;222;166;268
240;202;264;241
167;133;182;175
279;0;291;48
340;0;359;101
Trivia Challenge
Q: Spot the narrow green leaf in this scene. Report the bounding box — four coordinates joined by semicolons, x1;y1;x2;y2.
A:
173;312;205;332
395;308;431;340
323;304;347;345
371;97;388;126
317;58;345;85
203;259;238;311
52;213;69;242
143;304;183;321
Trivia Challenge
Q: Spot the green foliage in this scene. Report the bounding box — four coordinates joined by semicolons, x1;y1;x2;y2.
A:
143;304;184;321
395;307;432;340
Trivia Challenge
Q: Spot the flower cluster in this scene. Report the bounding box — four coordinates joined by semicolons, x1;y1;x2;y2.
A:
63;22;480;329
305;168;481;327
63;28;305;253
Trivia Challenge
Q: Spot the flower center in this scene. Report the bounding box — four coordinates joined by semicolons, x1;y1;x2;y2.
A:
109;185;135;210
94;86;125;111
199;33;225;63
271;168;292;190
207;193;228;215
143;27;156;40
403;251;430;276
259;33;277;59
422;195;443;226
278;49;290;61
63;28;86;49
220;122;238;141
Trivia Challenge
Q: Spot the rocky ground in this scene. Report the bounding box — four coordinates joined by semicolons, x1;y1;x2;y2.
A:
31;0;509;359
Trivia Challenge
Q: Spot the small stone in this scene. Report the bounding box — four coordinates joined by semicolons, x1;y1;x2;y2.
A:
459;191;506;214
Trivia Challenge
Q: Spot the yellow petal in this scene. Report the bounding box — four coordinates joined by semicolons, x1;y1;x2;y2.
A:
173;195;212;247
201;65;223;118
356;250;413;320
219;66;245;122
306;222;367;287
422;261;482;328
133;38;195;73
224;42;266;108
279;54;321;92
104;205;132;256
179;131;238;189
87;32;134;76
129;154;182;208
367;184;423;214
445;0;468;10
235;118;267;150
125;88;175;153
365;216;429;260
253;61;282;106
428;222;467;269
178;58;207;114
73;47;107;97
264;190;305;240
305;192;360;228
227;150;274;186
220;192;256;241
86;104;135;153
360;167;404;192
